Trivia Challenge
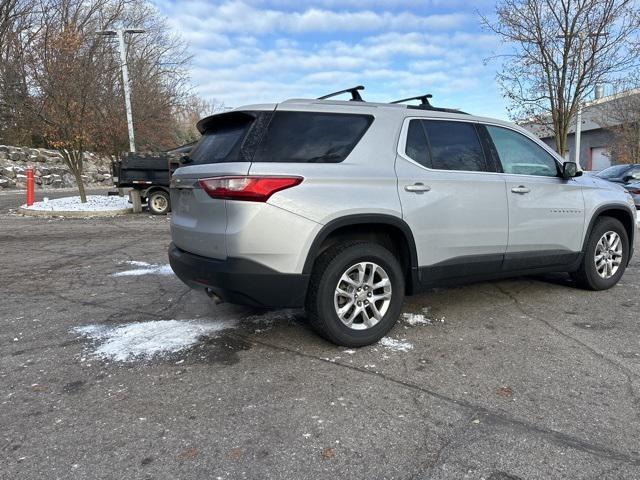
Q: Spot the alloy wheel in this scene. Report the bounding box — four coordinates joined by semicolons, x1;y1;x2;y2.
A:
594;230;623;279
333;262;392;330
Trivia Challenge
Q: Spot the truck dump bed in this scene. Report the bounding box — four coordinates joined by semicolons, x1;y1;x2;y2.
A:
112;153;180;188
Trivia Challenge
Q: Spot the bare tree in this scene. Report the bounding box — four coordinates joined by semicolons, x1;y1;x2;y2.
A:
597;80;640;163
483;0;640;157
0;0;37;145
23;0;128;202
92;0;192;154
173;95;224;145
1;0;192;201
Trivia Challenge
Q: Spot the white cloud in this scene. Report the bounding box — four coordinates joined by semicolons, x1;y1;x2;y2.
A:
161;1;470;35
237;0;496;10
150;0;508;117
185;28;498;106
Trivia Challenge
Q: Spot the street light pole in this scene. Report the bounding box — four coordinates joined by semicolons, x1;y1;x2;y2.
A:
116;28;136;153
96;27;145;153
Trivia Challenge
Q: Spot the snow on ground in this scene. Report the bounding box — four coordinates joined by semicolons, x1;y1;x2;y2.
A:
112;260;173;277
402;312;433;326
379;337;414;352
401;307;445;326
73;319;238;362
23;195;131;212
125;260;153;267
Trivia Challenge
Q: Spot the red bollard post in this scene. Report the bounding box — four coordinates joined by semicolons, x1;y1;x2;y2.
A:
26;167;35;206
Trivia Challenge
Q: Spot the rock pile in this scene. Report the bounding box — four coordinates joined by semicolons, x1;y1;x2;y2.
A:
0;145;113;190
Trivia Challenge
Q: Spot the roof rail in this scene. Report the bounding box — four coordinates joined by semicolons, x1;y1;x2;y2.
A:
390;94;433;106
318;85;365;102
390;93;469;114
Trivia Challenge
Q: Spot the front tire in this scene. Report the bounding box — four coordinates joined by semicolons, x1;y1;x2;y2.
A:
572;217;629;290
305;242;405;347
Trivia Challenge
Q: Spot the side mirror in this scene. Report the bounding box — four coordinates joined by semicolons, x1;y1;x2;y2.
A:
562;162;581;179
623;173;639;183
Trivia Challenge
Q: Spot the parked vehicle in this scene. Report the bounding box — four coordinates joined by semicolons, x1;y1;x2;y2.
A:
111;145;193;215
623;182;640;208
168;86;637;347
596;164;640;184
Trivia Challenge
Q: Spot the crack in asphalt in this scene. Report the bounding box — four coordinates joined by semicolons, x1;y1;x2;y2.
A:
238;334;640;468
408;409;479;480
49;284;188;325
492;283;640;420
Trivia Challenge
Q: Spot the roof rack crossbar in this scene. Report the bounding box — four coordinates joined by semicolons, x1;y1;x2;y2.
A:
318;85;365;102
390;94;433;106
391;93;469;114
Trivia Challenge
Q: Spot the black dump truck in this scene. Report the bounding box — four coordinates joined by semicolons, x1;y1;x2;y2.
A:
111;144;193;215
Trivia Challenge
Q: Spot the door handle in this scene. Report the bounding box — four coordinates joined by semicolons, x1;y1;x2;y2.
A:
511;185;530;194
405;183;431;193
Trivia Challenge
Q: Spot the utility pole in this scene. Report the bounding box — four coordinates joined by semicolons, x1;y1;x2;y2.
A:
96;27;145;153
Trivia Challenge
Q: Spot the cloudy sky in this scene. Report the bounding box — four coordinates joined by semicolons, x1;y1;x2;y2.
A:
151;0;509;118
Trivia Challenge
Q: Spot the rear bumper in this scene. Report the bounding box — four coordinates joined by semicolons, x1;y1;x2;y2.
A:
168;243;309;308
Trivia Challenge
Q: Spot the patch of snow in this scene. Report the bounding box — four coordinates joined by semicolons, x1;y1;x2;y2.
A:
379;337;414;353
402;313;433;326
112;261;173;277
23;195;131;212
72;319;237;362
124;260;152;267
401;307;445;326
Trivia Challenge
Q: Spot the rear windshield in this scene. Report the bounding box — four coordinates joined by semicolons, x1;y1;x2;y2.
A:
253;111;373;163
188;112;255;165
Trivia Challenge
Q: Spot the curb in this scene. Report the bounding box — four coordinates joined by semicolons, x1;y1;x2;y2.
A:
18;206;132;218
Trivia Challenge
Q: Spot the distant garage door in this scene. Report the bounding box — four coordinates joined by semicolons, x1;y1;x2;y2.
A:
591;147;611;171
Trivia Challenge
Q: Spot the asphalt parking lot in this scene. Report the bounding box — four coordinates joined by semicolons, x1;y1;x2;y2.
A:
1;191;640;480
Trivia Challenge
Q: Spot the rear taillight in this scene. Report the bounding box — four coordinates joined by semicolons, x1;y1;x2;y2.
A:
627;188;640;194
198;176;303;202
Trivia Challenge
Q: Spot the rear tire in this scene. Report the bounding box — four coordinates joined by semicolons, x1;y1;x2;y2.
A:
571;217;629;290
148;190;171;215
305;241;405;347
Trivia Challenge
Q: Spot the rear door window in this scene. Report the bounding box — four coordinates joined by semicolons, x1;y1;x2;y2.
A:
253;111;373;163
423;120;486;171
404;119;487;172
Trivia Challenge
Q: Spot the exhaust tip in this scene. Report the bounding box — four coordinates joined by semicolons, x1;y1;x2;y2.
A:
205;288;223;305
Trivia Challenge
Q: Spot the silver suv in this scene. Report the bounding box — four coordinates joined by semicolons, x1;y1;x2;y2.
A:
168;87;636;347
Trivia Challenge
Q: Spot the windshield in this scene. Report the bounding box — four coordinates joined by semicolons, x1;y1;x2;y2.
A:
596;165;628;179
